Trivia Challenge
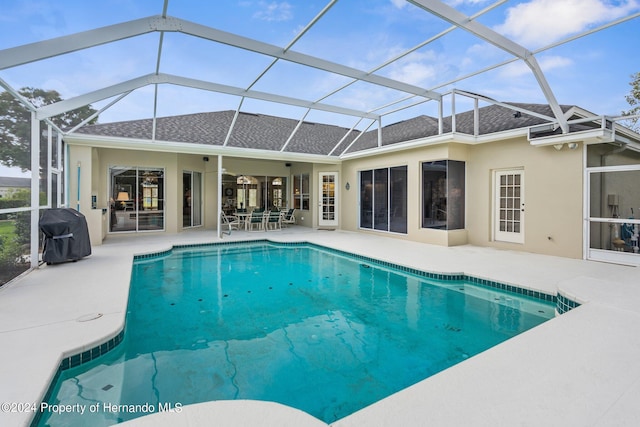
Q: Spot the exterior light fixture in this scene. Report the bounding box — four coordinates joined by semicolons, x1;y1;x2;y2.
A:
568;142;579;150
345;182;350;190
553;144;564;151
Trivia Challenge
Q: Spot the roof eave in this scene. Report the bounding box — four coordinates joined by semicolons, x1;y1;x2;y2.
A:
339;128;529;160
63;134;342;164
528;128;615;147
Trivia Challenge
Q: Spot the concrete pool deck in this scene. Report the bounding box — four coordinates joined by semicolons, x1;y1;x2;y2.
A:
1;227;639;426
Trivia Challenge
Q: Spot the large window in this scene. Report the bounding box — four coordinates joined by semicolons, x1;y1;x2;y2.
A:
293;174;309;210
110;167;164;232
226;175;288;213
422;160;465;230
359;166;407;233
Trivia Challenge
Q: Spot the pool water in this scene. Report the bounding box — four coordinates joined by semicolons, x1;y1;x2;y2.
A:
40;242;554;425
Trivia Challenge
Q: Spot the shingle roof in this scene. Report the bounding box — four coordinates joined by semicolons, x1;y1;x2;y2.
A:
73;111;360;156
72;103;580;156
349;103;577;152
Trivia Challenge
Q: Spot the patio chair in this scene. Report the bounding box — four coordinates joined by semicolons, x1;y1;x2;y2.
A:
220;212;241;235
281;208;295;227
247;210;265;231
266;210;282;230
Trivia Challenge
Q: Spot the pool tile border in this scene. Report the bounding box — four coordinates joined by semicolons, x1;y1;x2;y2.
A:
58;329;125;371
136;239;564;307
556;292;582;314
30;330;125;426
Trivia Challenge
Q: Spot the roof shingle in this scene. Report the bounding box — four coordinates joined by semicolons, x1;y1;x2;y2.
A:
72;103;580;156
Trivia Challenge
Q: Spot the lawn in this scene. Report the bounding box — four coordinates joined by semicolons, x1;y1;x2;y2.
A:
0;219;16;239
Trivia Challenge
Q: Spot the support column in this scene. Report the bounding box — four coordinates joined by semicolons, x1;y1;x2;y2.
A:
217;155;222;239
30;112;39;268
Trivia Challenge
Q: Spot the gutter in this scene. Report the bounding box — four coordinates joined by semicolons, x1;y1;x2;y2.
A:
63;134;342;165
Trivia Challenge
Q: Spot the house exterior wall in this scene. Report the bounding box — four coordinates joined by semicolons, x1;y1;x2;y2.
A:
340;137;584;258
466;138;583;258
341;143;468;246
69;145;207;243
69;134;584;259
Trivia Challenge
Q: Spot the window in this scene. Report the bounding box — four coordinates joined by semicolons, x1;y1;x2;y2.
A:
422;160;465;230
293;174;310;210
359;166;407;233
232;175;287;210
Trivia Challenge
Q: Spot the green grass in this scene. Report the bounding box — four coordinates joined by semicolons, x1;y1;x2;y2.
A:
0;219;16;239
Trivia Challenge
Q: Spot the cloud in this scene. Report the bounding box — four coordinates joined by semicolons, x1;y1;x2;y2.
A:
389;62;438;85
499;55;573;78
495;0;640;48
444;0;493;6
253;1;293;22
390;0;408;8
392;0;491;9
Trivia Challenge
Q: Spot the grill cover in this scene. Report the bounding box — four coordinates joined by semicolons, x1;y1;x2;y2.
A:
39;208;91;264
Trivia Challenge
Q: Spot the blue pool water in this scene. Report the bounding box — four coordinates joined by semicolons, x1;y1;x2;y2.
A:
39;241;554;425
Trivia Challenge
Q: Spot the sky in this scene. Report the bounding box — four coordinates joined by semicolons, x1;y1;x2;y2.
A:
1;0;639;177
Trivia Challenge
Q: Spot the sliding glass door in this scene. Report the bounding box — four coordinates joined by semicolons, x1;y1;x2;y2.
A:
183;171;202;228
110;166;164;232
359;166;407;233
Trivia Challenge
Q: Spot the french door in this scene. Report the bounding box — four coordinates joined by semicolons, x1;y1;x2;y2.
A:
494;169;525;244
319;172;338;227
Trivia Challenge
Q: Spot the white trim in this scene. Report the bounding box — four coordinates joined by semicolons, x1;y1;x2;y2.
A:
64;134;341;165
588;249;640;266
493;168;525;244
318;172;339;228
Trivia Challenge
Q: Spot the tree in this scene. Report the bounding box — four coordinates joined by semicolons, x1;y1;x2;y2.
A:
0;87;98;171
622;72;640;132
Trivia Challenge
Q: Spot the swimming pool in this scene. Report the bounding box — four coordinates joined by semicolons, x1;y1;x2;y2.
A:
38;241;555;425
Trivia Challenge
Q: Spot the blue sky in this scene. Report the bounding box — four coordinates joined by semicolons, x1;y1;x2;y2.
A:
1;0;639;177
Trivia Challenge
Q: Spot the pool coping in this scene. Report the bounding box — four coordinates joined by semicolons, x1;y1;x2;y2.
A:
1;229;639;427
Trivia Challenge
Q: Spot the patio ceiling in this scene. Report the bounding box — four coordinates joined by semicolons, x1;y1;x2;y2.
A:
1;0;639;155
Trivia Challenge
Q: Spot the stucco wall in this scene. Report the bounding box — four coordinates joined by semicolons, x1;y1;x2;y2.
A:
341;143;467;246
69;135;585;258
466;139;583;258
340;138;584;258
69;145;192;239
